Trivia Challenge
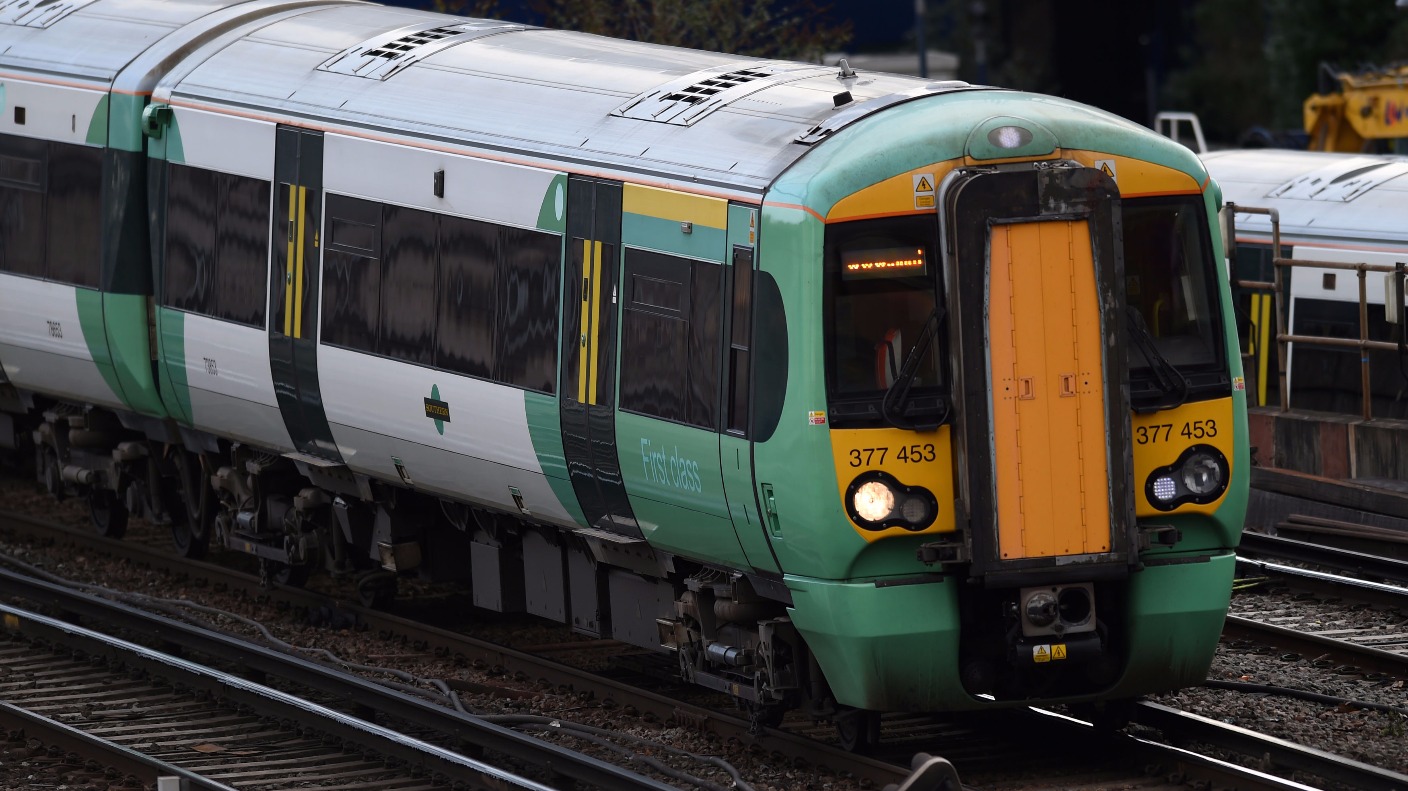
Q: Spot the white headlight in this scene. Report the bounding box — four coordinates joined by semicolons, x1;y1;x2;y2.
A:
1151;476;1178;502
853;480;896;522
988;125;1033;149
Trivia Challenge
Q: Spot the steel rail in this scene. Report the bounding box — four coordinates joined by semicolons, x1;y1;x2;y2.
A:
1238;532;1408;586
0;568;668;791
1130;702;1408;791
0;509;914;788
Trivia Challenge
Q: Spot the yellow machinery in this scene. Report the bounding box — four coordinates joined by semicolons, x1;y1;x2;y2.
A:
1304;63;1408;152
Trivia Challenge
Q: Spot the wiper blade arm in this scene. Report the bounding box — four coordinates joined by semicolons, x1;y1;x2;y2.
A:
1126;307;1190;413
881;304;948;431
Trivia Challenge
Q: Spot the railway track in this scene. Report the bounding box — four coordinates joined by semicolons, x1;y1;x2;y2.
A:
0;600;593;791
5;504;1407;791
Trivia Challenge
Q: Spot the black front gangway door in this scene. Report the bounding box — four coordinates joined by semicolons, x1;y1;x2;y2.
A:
268;126;341;462
560;177;639;536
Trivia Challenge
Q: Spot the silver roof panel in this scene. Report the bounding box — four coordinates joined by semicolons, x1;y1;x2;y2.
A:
162;2;963;193
1203;149;1408;248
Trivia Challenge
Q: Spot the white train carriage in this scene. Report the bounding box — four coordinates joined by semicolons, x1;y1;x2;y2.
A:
1201;148;1408;416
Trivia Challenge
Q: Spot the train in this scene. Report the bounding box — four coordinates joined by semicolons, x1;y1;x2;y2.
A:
0;0;1249;742
1201;148;1408;420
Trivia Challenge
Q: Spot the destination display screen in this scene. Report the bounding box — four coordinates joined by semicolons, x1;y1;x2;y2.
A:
840;246;927;279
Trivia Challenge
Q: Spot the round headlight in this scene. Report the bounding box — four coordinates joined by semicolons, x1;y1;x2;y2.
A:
899;496;931;525
1025;590;1058;627
853;480;896;522
1181;451;1225;495
988;125;1033;149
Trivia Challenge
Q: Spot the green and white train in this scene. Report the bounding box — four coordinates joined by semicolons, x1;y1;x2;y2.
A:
0;0;1248;737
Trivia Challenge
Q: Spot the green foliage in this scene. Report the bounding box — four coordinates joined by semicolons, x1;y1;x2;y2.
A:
525;0;851;60
1165;0;1408;143
1162;0;1272;145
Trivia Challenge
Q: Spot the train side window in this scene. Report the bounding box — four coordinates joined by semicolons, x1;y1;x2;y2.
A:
45;141;102;289
321;194;381;353
725;247;753;435
163;163;218;315
378;204;437;364
620;248;721;429
496;225;559;394
214;173;271;327
0;134;47;279
436;214;497;380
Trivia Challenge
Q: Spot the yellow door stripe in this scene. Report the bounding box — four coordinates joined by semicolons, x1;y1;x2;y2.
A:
577;239;591;404
293;186;308;339
283;183;296;336
588;240;604;405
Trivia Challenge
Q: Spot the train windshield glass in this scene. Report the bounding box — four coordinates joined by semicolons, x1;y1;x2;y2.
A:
824;216;945;421
1123;196;1225;386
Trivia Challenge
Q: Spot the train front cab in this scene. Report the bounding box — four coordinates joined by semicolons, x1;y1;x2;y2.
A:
774;110;1249;714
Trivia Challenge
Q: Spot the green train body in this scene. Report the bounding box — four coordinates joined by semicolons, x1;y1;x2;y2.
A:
0;0;1246;730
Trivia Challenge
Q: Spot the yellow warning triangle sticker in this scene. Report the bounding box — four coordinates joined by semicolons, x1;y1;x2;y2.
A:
1100;163;1115;178
916;176;933;192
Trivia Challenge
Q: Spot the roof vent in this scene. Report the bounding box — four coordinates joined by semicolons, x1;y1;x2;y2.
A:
1267;157;1408;202
0;0;99;28
614;62;831;126
319;20;528;81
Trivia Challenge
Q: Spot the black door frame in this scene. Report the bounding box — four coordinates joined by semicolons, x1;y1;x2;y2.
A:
268;126;341;461
560;176;638;536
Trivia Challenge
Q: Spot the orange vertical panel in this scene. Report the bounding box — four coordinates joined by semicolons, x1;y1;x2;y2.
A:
990;220;1112;559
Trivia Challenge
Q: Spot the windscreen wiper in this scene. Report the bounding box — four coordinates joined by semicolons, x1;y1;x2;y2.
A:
880;304;948;431
1125;306;1190;413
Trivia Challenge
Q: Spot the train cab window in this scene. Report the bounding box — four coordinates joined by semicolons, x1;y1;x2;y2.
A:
0;134;48;279
619;248;721;429
163;164;271;327
1122;196;1227;399
824;215;946;426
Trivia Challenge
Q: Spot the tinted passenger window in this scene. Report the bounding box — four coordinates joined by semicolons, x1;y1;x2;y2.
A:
379;205;437;364
620;248;720;429
45;143;102;289
321;195;561;395
162;164;271;327
0;135;47;279
322;194;381;353
497;226;560;393
437;215;497;379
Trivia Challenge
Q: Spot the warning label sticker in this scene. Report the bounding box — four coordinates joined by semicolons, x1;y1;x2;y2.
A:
1095;159;1117;183
1032;644;1068;663
914;173;935;209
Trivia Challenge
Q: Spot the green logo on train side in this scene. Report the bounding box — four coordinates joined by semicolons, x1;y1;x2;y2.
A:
424;384;450;435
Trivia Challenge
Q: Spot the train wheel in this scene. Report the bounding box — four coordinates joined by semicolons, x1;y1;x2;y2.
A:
89;490;129;539
169;452;212;559
835;707;881;753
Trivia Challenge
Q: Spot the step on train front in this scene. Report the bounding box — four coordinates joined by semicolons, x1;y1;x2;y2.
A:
0;0;1248;737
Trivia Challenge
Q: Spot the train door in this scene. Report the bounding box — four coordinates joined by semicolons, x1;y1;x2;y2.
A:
560;176;639;536
941;165;1136;579
719;207;781;573
268;126;341;462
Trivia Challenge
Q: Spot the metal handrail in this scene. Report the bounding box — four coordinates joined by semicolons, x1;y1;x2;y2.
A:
1223;202;1407;421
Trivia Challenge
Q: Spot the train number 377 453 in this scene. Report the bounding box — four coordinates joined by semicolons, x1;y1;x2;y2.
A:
848;444;937;467
1135;419;1218;445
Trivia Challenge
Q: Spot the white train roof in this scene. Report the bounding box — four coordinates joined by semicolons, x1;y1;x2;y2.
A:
159;2;976;194
1202;148;1408;251
2;0;979;196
